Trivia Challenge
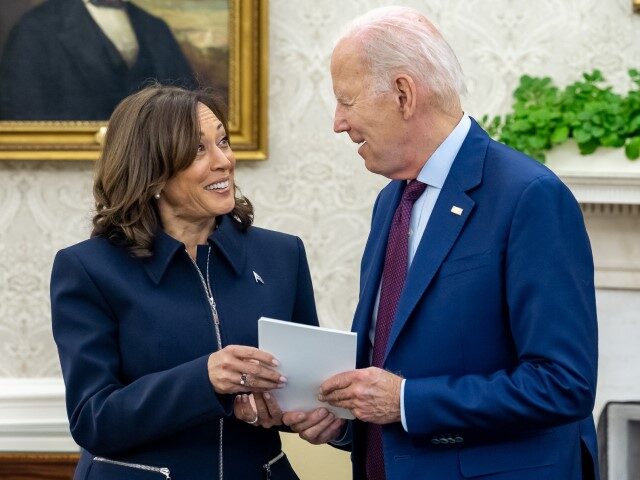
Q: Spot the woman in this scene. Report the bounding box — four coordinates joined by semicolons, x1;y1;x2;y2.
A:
51;85;318;479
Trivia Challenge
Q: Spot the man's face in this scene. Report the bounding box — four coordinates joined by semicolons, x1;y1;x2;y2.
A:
330;39;407;179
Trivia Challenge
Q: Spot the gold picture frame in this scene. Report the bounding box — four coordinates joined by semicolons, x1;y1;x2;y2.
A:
634;0;640;13
0;0;268;161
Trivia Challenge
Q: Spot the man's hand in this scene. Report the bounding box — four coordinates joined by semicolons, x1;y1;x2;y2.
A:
282;408;345;444
319;367;402;424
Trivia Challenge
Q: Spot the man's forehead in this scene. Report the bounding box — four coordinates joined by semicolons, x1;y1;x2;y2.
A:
332;36;363;66
332;44;369;82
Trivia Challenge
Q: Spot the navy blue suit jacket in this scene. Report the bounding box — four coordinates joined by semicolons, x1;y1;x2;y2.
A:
350;120;598;479
51;216;318;480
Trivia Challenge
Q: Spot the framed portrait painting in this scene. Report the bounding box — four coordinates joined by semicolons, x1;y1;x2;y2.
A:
0;0;267;160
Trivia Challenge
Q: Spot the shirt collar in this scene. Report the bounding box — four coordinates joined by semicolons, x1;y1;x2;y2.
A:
416;113;471;188
142;215;246;284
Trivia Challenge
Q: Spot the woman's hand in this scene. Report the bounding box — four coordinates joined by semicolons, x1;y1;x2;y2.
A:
207;345;286;395
234;392;283;428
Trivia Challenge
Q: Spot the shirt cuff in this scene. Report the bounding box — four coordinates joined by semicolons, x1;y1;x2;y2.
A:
401;378;408;432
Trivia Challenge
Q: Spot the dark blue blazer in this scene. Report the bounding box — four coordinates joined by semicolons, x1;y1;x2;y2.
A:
0;0;196;120
51;215;318;480
350;120;599;479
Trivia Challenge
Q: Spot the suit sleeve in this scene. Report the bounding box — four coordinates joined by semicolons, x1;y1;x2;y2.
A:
404;175;598;437
51;249;231;456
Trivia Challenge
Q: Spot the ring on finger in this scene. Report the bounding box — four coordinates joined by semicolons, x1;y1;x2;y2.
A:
240;373;248;386
247;413;259;425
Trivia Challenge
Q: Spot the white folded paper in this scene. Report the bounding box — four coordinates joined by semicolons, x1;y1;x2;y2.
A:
258;317;357;420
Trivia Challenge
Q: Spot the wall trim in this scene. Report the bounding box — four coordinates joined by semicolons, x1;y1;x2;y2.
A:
562;173;640;206
0;378;78;452
581;203;640;216
545;142;640;205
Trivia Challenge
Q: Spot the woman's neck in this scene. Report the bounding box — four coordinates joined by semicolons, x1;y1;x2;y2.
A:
162;216;216;260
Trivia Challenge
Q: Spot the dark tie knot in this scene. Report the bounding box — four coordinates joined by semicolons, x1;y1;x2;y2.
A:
402;180;427;205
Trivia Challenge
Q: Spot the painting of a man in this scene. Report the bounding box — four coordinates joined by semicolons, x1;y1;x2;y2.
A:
0;0;226;121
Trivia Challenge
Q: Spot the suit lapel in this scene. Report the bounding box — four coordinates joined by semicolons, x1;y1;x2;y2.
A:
352;182;404;368
57;0;127;87
383;119;490;364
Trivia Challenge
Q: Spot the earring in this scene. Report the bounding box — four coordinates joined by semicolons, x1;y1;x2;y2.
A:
154;192;161;200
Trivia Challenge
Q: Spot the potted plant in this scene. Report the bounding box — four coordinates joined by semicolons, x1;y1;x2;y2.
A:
482;69;640;165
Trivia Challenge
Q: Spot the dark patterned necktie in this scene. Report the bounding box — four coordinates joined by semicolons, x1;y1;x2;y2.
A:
366;179;427;480
89;0;126;8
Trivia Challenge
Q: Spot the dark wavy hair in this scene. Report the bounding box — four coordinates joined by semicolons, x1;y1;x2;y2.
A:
92;85;253;257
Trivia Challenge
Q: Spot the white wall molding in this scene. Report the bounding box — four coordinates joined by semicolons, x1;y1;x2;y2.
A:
563;174;640;206
545;142;640;206
582;201;640;290
0;378;78;452
581;204;640;216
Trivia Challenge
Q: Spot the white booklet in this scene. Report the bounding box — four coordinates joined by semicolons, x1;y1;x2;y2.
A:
258;317;357;420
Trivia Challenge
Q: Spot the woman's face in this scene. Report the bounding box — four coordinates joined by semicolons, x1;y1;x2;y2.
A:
159;103;236;225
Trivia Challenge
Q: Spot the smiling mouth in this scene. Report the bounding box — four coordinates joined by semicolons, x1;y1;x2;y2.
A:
204;180;230;191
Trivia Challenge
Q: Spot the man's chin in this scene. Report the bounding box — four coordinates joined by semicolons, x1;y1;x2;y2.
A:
362;156;380;174
363;158;393;178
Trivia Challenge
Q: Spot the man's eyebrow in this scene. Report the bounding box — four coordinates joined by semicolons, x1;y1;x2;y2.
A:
337;95;354;104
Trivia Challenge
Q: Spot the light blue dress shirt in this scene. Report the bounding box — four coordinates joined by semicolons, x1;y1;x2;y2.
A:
368;114;471;431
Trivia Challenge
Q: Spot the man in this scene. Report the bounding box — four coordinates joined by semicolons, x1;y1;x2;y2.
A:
283;6;598;480
0;0;196;120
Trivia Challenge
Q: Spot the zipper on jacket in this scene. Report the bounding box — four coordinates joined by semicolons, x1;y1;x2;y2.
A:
93;457;170;479
187;246;224;480
262;451;285;479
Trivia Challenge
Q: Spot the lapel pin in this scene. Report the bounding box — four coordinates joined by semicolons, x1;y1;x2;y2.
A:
253;271;264;284
451;206;463;216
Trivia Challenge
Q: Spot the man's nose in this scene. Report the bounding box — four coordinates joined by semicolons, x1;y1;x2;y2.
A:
333;106;349;133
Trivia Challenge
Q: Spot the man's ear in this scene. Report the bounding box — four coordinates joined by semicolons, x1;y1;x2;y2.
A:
395;74;417;120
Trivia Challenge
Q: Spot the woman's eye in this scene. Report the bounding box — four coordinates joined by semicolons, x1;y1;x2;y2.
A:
218;136;230;148
197;143;205;153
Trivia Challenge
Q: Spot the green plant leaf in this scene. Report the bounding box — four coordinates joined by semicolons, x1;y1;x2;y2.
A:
550;126;569;144
601;133;624;148
484;68;639;161
625;137;640;160
573;129;592;144
578;138;599;155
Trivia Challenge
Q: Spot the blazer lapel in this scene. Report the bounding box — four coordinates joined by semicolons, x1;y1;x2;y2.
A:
383;119;490;364
352;182;404;368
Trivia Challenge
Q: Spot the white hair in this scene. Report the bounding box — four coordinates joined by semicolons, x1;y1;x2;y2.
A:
336;6;466;112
